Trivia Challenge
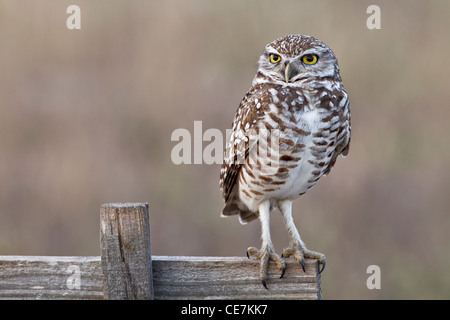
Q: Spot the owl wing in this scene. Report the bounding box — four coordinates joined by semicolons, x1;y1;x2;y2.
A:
323;89;351;175
220;88;262;203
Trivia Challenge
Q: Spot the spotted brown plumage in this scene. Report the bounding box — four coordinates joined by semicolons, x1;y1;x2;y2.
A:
219;35;351;288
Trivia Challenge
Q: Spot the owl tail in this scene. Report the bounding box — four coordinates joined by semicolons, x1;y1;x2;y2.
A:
220;190;259;224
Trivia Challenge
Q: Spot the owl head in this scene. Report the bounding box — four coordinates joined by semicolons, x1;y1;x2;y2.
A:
256;34;341;84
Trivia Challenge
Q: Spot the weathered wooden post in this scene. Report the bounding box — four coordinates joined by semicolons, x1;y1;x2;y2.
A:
100;203;153;300
0;202;322;300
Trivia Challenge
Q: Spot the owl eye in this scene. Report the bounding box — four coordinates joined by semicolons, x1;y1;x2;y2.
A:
269;54;281;64
302;54;319;65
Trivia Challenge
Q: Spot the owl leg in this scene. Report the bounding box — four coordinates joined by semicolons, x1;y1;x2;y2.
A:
279;200;326;274
246;200;285;289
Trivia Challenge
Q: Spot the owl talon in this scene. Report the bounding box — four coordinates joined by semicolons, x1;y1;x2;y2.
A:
262;278;268;290
280;264;286;279
300;257;306;273
318;258;326;274
246;247;259;259
282;244;325;274
246;246;285;288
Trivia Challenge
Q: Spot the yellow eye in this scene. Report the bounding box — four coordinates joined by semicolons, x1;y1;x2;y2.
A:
269;54;281;64
302;54;318;65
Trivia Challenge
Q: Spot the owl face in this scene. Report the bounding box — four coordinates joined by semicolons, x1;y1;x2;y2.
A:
257;35;341;84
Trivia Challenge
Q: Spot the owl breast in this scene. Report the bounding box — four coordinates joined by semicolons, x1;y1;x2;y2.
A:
236;83;347;212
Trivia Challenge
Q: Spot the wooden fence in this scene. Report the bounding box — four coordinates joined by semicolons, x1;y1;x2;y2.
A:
0;203;322;300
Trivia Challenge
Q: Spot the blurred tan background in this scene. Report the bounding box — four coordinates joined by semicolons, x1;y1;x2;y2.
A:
1;0;449;299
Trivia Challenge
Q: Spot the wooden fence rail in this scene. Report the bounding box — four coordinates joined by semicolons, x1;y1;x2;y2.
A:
0;203;322;300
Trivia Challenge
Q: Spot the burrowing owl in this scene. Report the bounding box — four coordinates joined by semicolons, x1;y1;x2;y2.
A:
219;35;351;288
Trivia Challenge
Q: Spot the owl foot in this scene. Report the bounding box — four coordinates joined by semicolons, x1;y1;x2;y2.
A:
282;244;326;274
247;246;286;289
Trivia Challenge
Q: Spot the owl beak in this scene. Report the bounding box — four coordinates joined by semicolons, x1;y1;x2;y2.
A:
284;62;299;83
